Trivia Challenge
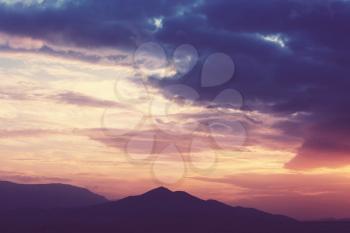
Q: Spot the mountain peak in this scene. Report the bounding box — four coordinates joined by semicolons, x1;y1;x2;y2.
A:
143;186;172;195
137;186;203;204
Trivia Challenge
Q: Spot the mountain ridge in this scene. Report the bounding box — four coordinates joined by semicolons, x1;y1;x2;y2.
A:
0;180;107;211
0;181;350;233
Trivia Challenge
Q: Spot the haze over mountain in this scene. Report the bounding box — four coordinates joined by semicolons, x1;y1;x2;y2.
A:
0;181;349;233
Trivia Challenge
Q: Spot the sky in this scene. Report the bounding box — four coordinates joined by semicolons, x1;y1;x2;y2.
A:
0;0;350;220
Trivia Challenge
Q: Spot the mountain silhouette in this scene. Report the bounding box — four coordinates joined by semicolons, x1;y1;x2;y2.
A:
0;180;107;211
0;182;349;233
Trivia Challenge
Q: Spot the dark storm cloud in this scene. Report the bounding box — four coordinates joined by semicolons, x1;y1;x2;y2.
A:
153;0;350;169
0;1;134;48
0;0;192;48
200;0;350;51
0;0;349;169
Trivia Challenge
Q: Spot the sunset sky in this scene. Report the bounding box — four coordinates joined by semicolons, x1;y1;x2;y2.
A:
0;0;350;220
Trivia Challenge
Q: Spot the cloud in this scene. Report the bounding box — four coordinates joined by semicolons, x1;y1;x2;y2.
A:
0;129;61;138
0;0;349;169
153;0;350;169
53;91;125;108
0;32;44;50
0;0;70;8
285;116;350;169
0;0;189;49
0;84;125;109
84;127;220;157
0;170;71;183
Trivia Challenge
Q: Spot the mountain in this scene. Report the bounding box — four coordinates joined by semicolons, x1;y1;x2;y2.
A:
0;184;350;233
68;186;299;233
0;180;107;211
